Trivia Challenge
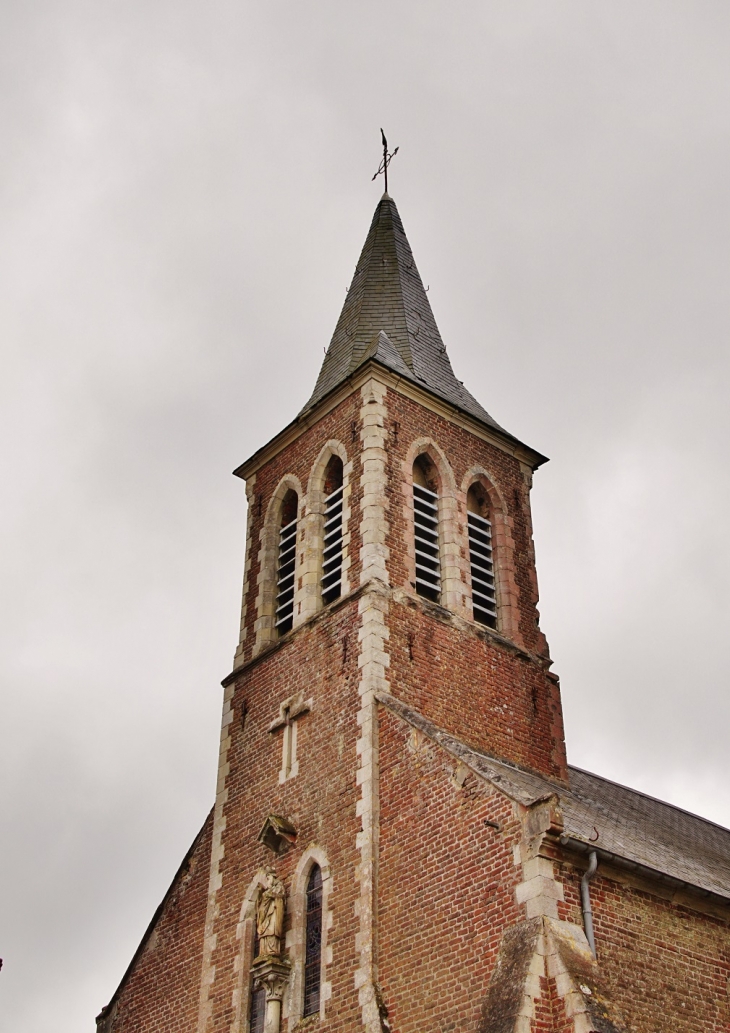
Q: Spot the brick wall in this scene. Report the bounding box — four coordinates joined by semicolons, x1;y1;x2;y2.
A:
377;706;523;1033
387;593;566;782
204;596;366;1033
558;863;730;1032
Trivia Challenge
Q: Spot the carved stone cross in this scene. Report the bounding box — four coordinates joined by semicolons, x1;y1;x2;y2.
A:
269;693;312;783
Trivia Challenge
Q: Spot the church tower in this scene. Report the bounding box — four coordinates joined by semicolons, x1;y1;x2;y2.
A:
187;192;570;1033
96;190;730;1033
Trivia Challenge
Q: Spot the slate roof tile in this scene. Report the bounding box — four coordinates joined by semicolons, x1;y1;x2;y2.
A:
565;766;730;899
301;195;507;433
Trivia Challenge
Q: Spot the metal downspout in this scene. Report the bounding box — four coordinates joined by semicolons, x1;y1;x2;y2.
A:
581;850;599;956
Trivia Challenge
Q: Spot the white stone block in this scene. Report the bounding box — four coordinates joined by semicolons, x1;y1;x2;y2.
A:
525;895;559;919
522;857;555;882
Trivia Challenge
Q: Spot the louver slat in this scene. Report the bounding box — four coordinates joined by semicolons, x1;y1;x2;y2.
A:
414;484;440;601
275;515;298;632
468;510;496;628
321;484;343;604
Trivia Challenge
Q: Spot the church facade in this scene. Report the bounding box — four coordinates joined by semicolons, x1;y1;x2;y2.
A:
96;195;730;1033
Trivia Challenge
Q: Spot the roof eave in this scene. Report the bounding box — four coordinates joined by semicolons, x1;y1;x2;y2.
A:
560;833;730;910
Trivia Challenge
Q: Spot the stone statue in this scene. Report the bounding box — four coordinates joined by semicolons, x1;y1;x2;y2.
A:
256;868;286;957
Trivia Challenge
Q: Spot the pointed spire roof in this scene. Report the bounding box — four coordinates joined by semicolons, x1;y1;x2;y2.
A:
301;195;504;432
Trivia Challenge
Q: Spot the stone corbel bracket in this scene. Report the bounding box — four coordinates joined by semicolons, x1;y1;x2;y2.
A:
252;954;291;999
252;955;292;1033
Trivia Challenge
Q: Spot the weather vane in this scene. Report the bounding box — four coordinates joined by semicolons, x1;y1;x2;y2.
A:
372;129;399;195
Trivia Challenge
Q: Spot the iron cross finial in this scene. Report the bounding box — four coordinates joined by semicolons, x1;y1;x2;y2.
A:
372;128;399;195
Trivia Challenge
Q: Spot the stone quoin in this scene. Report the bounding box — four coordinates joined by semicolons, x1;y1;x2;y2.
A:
96;194;730;1033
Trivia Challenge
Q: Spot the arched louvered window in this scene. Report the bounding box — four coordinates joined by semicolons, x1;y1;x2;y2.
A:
249;918;266;1033
467;484;497;629
303;865;323;1017
275;489;298;635
412;455;441;602
321;455;344;605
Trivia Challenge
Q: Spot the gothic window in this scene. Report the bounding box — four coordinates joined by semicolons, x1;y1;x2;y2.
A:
321;455;344;605
303;864;323;1017
249;918;266;1033
412;454;441;602
467;483;497;629
275;489;298;635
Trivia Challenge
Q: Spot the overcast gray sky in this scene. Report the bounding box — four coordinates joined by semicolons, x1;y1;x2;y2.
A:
1;2;729;1030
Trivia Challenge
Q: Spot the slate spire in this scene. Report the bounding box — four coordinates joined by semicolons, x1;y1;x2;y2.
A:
301;194;503;431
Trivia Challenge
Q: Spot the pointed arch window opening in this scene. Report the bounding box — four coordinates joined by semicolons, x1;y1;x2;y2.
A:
275;490;298;635
467;485;497;629
321;457;344;605
413;455;441;603
303;865;323;1017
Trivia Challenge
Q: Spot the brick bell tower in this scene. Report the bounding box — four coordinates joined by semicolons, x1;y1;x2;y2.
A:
189;192;569;1033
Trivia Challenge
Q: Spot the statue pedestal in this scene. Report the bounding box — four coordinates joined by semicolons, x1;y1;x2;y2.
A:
252;955;291;1033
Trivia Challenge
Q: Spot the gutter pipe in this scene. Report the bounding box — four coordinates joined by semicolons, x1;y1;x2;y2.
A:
580;850;599;957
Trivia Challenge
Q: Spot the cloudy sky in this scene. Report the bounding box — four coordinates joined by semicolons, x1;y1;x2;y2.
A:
1;2;729;1029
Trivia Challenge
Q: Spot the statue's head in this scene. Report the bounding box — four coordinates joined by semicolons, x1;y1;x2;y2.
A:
263;865;277;887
